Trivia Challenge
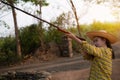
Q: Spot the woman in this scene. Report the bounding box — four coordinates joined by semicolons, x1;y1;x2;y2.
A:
66;30;117;80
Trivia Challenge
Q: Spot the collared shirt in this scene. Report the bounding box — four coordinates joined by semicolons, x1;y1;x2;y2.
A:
81;41;112;80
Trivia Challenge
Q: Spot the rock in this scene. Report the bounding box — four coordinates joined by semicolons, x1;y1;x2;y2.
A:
0;71;52;80
36;71;52;80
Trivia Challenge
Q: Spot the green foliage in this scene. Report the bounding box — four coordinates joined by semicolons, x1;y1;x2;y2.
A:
23;0;49;6
1;36;16;54
45;12;75;45
0;36;20;66
0;51;20;66
45;27;64;44
53;12;75;28
4;0;19;4
0;20;10;29
20;24;40;55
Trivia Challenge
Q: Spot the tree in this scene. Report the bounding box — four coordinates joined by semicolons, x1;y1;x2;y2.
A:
20;24;40;55
1;0;22;57
38;0;49;51
49;12;76;57
23;0;49;51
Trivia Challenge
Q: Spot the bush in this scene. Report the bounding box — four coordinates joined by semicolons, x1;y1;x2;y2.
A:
0;52;20;66
20;24;41;55
45;27;64;44
0;36;20;66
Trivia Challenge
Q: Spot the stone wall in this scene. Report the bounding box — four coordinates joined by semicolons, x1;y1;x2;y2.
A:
0;71;52;80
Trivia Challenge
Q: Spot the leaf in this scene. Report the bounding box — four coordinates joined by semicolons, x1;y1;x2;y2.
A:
0;20;10;29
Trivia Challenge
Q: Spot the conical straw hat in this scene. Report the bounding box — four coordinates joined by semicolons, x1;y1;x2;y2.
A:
86;30;118;44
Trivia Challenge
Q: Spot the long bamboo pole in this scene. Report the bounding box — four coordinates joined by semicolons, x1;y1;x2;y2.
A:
1;0;85;41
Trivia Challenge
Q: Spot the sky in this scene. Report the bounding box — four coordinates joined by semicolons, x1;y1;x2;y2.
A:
0;0;119;37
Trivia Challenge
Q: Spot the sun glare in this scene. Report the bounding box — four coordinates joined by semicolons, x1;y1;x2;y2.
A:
80;4;116;24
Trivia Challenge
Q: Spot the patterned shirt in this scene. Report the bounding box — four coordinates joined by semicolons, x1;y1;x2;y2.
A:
81;41;112;80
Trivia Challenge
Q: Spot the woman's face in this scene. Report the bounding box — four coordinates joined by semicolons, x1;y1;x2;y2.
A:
93;36;106;47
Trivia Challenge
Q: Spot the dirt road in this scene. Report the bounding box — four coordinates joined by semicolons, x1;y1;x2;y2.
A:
0;55;120;80
0;55;90;74
52;59;120;80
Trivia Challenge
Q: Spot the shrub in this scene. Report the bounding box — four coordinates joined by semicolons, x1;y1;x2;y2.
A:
0;36;20;66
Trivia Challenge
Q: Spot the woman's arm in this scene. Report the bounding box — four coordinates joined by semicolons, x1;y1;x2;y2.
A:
65;32;103;58
81;51;93;60
65;32;82;44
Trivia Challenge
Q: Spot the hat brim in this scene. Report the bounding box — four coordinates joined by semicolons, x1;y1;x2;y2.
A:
86;31;117;44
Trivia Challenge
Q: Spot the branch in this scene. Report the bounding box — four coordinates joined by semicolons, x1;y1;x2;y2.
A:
69;0;81;37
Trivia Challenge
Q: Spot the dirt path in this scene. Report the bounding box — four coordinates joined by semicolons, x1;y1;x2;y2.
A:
0;56;120;80
112;59;120;80
0;56;90;74
52;59;120;80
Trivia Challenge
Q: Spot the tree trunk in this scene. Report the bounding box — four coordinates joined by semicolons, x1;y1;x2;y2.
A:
69;0;81;37
68;37;73;57
9;0;22;57
39;0;45;51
